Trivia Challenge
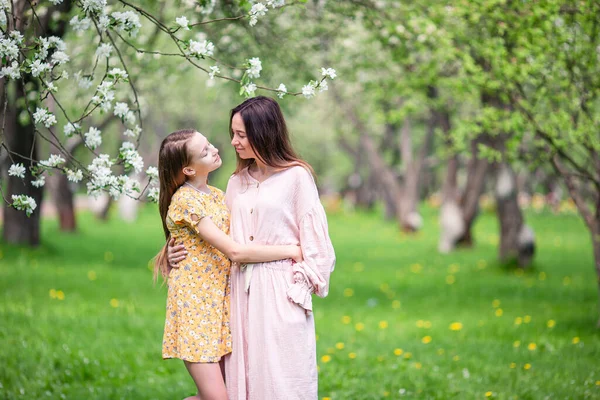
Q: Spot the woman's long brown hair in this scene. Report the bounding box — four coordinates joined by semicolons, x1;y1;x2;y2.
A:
154;129;197;282
229;96;314;177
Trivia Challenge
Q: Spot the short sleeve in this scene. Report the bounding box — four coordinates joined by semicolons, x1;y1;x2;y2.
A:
168;191;208;233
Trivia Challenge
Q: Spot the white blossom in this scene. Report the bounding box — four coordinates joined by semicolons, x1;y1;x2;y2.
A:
249;3;267;26
49;1;64;7
95;43;113;58
266;0;285;7
12;195;37;216
0;61;20;80
85;126;102;149
124;111;136;125
209;65;220;79
246;57;262;79
87;154;117;199
176;16;190;30
119;142;144;173
30;59;50;77
31;175;46;188
33;108;57;128
8;163;26;179
146;166;159;181
147;187;160;203
47;36;66;51
45;81;58;92
98;14;110;32
70;15;91;32
276;83;287;99
51;50;69;65
111;11;142;37
302;82;316;99
81;0;106;14
113;102;129;118
321;67;337;79
40;154;66;168
243;83;257;97
64;122;81;138
0;36;20;60
318;79;328;93
9;31;24;45
188;39;214;58
108;68;128;80
66;169;84;183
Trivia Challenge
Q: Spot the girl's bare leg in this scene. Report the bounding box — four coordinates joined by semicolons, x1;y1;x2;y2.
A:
184;361;228;400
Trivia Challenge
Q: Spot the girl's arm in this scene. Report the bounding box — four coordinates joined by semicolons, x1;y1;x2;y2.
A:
191;214;302;263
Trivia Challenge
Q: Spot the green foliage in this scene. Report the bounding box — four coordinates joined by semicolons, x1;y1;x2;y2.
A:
1;207;599;399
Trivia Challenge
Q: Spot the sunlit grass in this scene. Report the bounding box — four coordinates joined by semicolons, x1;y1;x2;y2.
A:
0;205;599;399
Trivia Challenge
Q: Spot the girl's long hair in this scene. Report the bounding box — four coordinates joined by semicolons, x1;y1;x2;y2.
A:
229;96;314;177
154;129;197;282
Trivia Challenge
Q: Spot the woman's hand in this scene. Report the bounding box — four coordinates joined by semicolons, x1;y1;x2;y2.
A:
167;237;188;267
291;245;303;263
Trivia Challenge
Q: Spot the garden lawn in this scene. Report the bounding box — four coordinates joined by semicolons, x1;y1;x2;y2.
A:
0;205;599;399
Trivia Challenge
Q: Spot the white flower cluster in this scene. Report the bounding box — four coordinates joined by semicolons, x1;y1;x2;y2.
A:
249;1;284;26
176;16;190;30
0;61;20;80
8;163;26;179
246;57;262;79
86;154;114;198
12;195;37;217
114;102;135;125
243;83;257;97
96;43;113;59
85;127;102;149
146;166;159;181
209;65;220;80
31;175;46;188
33;108;58;128
0;32;21;61
111;11;142;37
91;81;115;112
64;122;81;138
66;169;84;183
123;125;142;138
188;39;214;58
70;15;92;33
0;0;9;26
276;83;287;99
108;68;128;80
39;154;66;168
147;187;160;203
81;0;106;15
301;67;337;99
119;142;144;173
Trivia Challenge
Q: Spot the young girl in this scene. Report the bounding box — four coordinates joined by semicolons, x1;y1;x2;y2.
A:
155;129;303;400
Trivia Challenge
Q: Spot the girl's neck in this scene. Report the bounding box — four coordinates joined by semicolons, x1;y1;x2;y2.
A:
185;175;209;193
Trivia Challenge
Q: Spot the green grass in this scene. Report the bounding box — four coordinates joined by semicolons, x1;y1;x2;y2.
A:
1;205;599;399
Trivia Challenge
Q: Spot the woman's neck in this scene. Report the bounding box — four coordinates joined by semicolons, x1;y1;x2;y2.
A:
252;159;275;177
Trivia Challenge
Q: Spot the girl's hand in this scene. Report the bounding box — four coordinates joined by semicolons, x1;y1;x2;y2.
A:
167;237;188;267
291;245;303;263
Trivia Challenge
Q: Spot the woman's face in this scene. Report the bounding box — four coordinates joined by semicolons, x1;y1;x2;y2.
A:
231;112;257;160
185;131;221;176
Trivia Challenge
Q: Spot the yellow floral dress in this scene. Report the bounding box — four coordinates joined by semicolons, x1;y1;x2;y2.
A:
162;184;232;363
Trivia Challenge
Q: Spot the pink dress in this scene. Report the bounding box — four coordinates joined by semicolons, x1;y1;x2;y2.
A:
224;166;336;400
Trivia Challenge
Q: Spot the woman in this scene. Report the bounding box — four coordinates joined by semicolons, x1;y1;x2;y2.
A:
169;97;336;399
155;129;303;400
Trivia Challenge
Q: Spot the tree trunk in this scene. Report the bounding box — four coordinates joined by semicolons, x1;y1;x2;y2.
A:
3;83;43;246
593;232;600;327
47;173;76;231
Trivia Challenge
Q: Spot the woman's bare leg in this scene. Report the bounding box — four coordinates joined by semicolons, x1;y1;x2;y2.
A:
184;361;228;400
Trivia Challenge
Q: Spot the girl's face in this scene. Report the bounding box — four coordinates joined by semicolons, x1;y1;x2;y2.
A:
184;132;221;177
231;112;257;160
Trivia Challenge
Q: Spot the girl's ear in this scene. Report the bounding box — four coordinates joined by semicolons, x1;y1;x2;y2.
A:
182;167;196;177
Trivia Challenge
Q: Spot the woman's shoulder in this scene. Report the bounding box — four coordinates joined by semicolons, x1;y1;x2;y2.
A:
284;165;315;185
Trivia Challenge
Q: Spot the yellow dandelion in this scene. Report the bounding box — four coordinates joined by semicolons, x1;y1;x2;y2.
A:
383;391;390;397
88;270;97;281
422;336;432;344
515;317;523;325
355;323;365;332
437;348;445;355
492;299;501;308
394;348;403;356
343;288;354;297
415;362;422;369
538;272;546;280
110;298;119;308
392;300;401;309
341;315;351;324
449;322;463;331
49;289;57;299
335;342;345;350
424;321;432;329
348;352;357;359
527;343;536;351
510;362;516;369
524;363;531;370
404;352;412;359
56;290;65;300
547;320;556;328
513;341;521;348
495;309;503;317
104;251;114;262
595;380;600;386
452;355;460;361
322;397;331;400
446;275;456;284
485;392;493;397
524;315;531;323
572;337;580;344
379;320;389;329
321;355;331;363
